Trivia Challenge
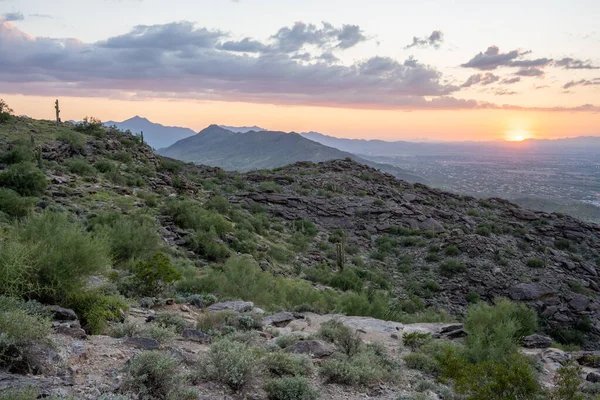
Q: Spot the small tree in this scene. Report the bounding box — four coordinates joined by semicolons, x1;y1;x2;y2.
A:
133;252;182;297
0;99;14;123
552;362;584;400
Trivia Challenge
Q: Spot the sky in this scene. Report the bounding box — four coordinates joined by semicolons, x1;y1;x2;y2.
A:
0;0;599;141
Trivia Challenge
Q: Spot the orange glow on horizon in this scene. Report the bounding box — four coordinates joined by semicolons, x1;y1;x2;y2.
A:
2;94;600;142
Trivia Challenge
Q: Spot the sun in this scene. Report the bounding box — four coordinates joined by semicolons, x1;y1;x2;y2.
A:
506;129;530;142
514;135;525;141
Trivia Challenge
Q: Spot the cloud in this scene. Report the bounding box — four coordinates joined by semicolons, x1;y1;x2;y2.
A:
2;11;24;21
555;57;599;69
405;30;443;49
514;67;545;77
509;58;552;68
494;89;518;95
461;46;553;72
563;78;600;89
460;73;500;88
270;22;367;53
500;77;520;85
218;37;269;53
29;13;54;19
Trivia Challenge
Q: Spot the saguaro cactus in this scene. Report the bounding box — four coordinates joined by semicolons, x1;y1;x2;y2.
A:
336;239;345;271
54;99;61;125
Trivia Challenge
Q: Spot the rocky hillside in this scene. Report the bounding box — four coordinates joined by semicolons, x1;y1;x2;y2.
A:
0;113;599;399
159;125;425;183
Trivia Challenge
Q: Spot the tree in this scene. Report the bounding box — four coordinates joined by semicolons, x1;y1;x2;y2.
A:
0;99;14;123
133;252;182;297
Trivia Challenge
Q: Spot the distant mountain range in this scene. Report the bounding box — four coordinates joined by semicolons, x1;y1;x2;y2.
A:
104;116;196;149
301;131;600;157
219;125;267;133
159;125;425;183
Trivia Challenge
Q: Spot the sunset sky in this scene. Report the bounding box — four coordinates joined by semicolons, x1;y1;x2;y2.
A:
1;0;599;141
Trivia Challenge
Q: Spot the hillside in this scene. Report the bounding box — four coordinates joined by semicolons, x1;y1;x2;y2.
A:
0;114;600;398
104;116;196;149
160;125;425;183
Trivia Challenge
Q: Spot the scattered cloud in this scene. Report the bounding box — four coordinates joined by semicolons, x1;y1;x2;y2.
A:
494;89;518;95
563;78;600;89
29;13;54;19
461;73;500;88
500;77;520;85
2;11;24;21
461;46;553;73
514;67;545;77
555;57;599;69
405;30;443;49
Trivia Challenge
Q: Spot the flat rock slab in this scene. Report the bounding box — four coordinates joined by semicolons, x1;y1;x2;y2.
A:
522;334;553;349
207;301;254;313
182;329;211;344
284;340;335;358
264;312;294;326
46;305;78;321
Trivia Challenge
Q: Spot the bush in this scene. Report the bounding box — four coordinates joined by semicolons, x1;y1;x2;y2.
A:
158;158;184;174
276;335;300;349
526;257;545;268
66;290;127;334
66;157;95;175
444;245;461;256
439;259;467;275
403;332;432;351
0;141;34;165
197;311;238;334
0;99;13;123
95;159;116;173
75;116;103;135
0;162;47;196
155;312;189;333
263;352;313;377
121;351;183;400
319;319;362;356
403;352;439;374
132;252;182;297
552;362;584;400
0;212;111;302
200;339;256;391
0;188;35;218
0;296;52;373
57;131;86;152
264;377;319;400
463;298;537;363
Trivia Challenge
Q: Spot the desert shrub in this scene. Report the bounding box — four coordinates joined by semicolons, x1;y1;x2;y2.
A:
65;157;95;176
466;291;480;304
319;319;362;356
444;245;461;256
555;238;572;251
552;362;584;400
121;351;184;400
260;181;283;193
403;332;432;351
158;157;183;173
57;131;86;152
188;229;230;262
0;141;34;165
263;352;313;377
197;311;238;334
276;335;301;349
205;195;230;214
112;150;132;164
328;269;363;292
319;344;398;386
163;199;232;237
549;327;586;347
0;296;52;373
95;159;116;173
439;259;467;275
155;312;189;333
291;219;318;236
264;377;319;400
0;99;14;123
91;212;160;264
66;290;127;334
0;162;47;196
0;212;111;302
132;252;182;297
110;321;141;338
526;257;545;268
142;324;177;344
0;188;35;218
200;339;256;391
463;298;537;363
425;253;440;262
403;352;439;374
75;116;103;135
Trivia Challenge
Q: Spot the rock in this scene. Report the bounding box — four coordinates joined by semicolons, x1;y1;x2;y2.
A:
180;305;191;312
46;305;78;321
124;337;160;350
54;326;87;340
569;294;590;312
288;320;309;332
575;352;600;368
522;334;553;349
181;329;211;344
512;208;539;221
207;301;254;313
419;217;445;233
264;312;294;327
284;340;335;358
587;372;600;383
165;298;175;305
507;282;555;301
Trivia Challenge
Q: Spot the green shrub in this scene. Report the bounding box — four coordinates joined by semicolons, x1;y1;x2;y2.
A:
291;220;318;236
200;339;256;391
526;257;545;268
158;157;183;173
0;188;35;218
276;335;300;349
121;351;183;400
66;290;127;334
0;162;47;196
264;377;319;400
0;212;111;302
402;332;432;351
425;253;440;262
95;159;116;173
74;116;103;135
132;252;182;297
319;319;362;356
91;212;160;264
0;99;14;123
444;245;461;256
163;199;232;237
0;141;34;165
155;312;189;334
403;353;439;374
57;131;86;152
197;311;238;334
112;150;132;164
463;298;537;363
205;195;230;214
65;157;95;176
555;238;572;251
466;291;480;304
0;296;52;374
263;352;313;377
439;259;467;275
260;181;283;193
552;362;584;400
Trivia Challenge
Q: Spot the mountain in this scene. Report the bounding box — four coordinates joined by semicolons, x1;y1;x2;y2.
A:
302;131;600;156
218;125;267;133
159;125;425;183
104;116;196;149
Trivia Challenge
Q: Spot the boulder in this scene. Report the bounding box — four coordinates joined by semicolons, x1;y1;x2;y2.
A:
575;352;600;368
46;305;78;321
284;340;335;358
507;282;555;301
419;218;445;233
522;334;553;349
512;208;539;221
587;372;600;383
181;329;211;344
54;326;87;340
207;301;254;313
264;312;294;327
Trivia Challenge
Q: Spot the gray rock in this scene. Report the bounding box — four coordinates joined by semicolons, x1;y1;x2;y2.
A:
284;340;335;358
512;208;539;221
419;217;445;233
587;372;600;383
182;329;211;344
207;301;254;313
46;305;78;321
264;312;294;327
522;334;553;349
507;282;555;301
575;352;600;368
124;337;160;350
54;326;87;340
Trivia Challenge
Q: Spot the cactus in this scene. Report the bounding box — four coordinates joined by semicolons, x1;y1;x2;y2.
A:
336;239;345;271
36;147;43;169
140;131;144;145
54;99;61;125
